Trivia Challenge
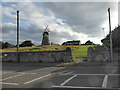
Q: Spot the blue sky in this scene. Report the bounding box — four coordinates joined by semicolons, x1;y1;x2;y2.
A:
1;1;118;45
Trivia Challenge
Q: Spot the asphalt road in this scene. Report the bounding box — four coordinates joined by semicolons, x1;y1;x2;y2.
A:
1;64;119;89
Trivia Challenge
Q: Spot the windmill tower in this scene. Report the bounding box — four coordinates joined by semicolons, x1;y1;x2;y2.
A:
41;25;50;45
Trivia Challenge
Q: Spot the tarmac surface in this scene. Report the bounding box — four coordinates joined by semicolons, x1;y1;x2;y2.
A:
1;62;120;89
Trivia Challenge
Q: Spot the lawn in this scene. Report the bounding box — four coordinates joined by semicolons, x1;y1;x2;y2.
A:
72;45;95;58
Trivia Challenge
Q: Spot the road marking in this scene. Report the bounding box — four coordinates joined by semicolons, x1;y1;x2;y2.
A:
27;73;36;74
2;72;13;74
0;82;19;85
59;74;119;76
28;67;65;73
102;75;108;88
1;67;65;82
24;74;52;84
31;67;56;72
0;73;26;81
60;74;77;86
62;72;73;75
52;85;106;89
2;72;7;74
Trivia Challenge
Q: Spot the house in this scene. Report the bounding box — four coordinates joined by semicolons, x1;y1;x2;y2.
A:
62;40;81;45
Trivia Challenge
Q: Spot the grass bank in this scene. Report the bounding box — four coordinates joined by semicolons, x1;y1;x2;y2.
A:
72;45;95;58
0;45;80;52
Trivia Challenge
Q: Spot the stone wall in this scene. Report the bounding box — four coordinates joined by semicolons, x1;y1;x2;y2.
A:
2;47;73;63
87;47;110;61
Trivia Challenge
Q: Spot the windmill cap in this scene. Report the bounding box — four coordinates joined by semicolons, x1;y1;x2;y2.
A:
43;31;49;35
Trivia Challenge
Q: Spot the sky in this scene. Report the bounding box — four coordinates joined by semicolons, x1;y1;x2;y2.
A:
1;1;118;45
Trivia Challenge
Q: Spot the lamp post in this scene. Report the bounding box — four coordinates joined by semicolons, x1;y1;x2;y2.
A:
17;10;20;62
108;7;113;61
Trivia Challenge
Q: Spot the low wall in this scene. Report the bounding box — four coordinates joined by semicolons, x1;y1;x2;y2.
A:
87;47;119;61
87;47;110;61
2;47;73;63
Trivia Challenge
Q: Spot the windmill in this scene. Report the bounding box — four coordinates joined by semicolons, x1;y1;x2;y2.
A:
41;25;50;45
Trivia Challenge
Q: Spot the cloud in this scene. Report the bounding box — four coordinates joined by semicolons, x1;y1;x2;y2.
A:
2;2;118;45
2;23;17;44
2;22;43;45
43;2;117;34
2;22;16;33
2;6;16;20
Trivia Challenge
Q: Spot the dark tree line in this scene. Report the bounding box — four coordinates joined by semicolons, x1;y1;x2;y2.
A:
101;25;120;49
0;41;14;49
0;40;35;49
19;40;35;47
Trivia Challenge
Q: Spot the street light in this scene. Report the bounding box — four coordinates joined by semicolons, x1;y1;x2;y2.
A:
108;7;113;61
17;10;20;62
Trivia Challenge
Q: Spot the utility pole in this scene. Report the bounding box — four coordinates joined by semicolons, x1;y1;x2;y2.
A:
17;10;20;62
108;7;113;61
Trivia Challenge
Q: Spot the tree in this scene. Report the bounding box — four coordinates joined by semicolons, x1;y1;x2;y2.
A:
85;40;94;45
0;41;4;49
101;25;120;48
19;40;35;47
4;42;12;48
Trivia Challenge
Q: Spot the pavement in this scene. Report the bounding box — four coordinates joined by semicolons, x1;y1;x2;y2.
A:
1;62;120;89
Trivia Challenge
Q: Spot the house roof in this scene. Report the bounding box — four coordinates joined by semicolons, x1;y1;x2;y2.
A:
66;40;80;43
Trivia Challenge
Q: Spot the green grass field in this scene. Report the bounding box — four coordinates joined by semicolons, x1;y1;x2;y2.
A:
0;45;98;58
72;45;95;58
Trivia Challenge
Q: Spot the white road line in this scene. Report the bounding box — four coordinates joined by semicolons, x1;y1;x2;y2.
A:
24;73;52;85
60;74;119;76
60;74;77;86
52;85;105;89
26;67;65;74
2;72;7;74
102;75;108;88
2;72;13;74
31;67;56;72
28;67;65;73
24;67;55;73
62;72;73;75
0;73;26;81
0;82;19;85
27;73;36;74
34;67;55;71
1;67;65;82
